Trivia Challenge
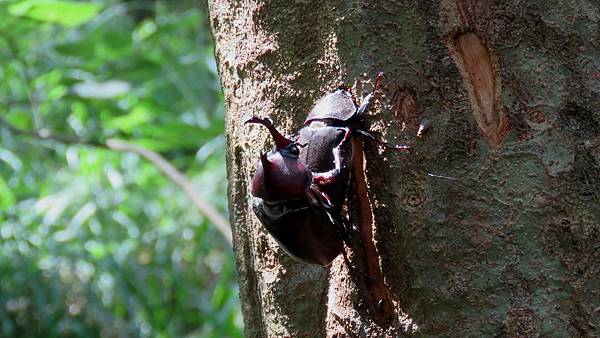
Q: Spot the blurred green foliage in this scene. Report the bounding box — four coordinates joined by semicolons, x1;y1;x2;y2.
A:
0;0;241;337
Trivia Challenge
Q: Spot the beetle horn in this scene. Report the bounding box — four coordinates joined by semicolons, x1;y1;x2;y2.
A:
245;116;292;149
260;152;271;174
258;152;278;197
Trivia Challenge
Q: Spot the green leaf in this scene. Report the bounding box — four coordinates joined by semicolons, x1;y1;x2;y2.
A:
104;107;152;133
96;29;134;60
4;110;33;130
0;175;15;211
8;0;102;27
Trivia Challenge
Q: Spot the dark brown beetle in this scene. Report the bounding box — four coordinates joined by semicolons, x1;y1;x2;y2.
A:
246;73;408;266
246;117;344;265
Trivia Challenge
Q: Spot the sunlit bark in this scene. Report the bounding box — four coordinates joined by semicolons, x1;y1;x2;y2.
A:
209;1;600;336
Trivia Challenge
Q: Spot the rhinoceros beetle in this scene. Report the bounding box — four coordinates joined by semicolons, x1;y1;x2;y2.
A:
246;73;408;266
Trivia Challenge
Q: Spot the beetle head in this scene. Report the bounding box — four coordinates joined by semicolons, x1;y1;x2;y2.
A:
245;117;311;201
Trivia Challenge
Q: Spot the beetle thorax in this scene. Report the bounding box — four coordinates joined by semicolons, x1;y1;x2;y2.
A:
305;89;357;124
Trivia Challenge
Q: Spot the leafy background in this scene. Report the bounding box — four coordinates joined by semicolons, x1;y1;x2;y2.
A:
0;0;241;337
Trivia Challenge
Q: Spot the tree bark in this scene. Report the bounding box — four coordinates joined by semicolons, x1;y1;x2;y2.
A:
208;1;600;336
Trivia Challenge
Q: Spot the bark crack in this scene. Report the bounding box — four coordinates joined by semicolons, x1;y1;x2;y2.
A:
447;31;509;147
350;137;395;324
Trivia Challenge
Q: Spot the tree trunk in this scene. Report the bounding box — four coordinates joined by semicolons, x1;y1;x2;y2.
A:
208;1;600;336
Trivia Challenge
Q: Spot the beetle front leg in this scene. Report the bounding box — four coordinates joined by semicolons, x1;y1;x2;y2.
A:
356;72;384;117
312;128;353;185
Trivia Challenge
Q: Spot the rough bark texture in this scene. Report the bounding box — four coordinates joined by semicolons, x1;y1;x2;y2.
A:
208;1;600;336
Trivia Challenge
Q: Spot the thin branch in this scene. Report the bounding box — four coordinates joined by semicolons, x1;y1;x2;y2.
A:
107;139;232;244
0;117;232;244
0;115;106;147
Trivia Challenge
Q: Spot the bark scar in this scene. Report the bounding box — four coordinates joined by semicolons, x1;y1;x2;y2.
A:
447;31;509;147
350;137;394;322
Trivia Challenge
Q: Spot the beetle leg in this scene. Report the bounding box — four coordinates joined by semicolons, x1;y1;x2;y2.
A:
351;80;358;97
356;129;411;151
307;185;334;210
346;177;359;234
356;72;384;117
312;128;353;185
356;92;375;117
311;179;355;272
336;215;358;274
306;185;346;230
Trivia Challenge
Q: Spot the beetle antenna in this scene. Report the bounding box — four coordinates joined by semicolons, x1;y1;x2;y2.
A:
245;116;293;149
